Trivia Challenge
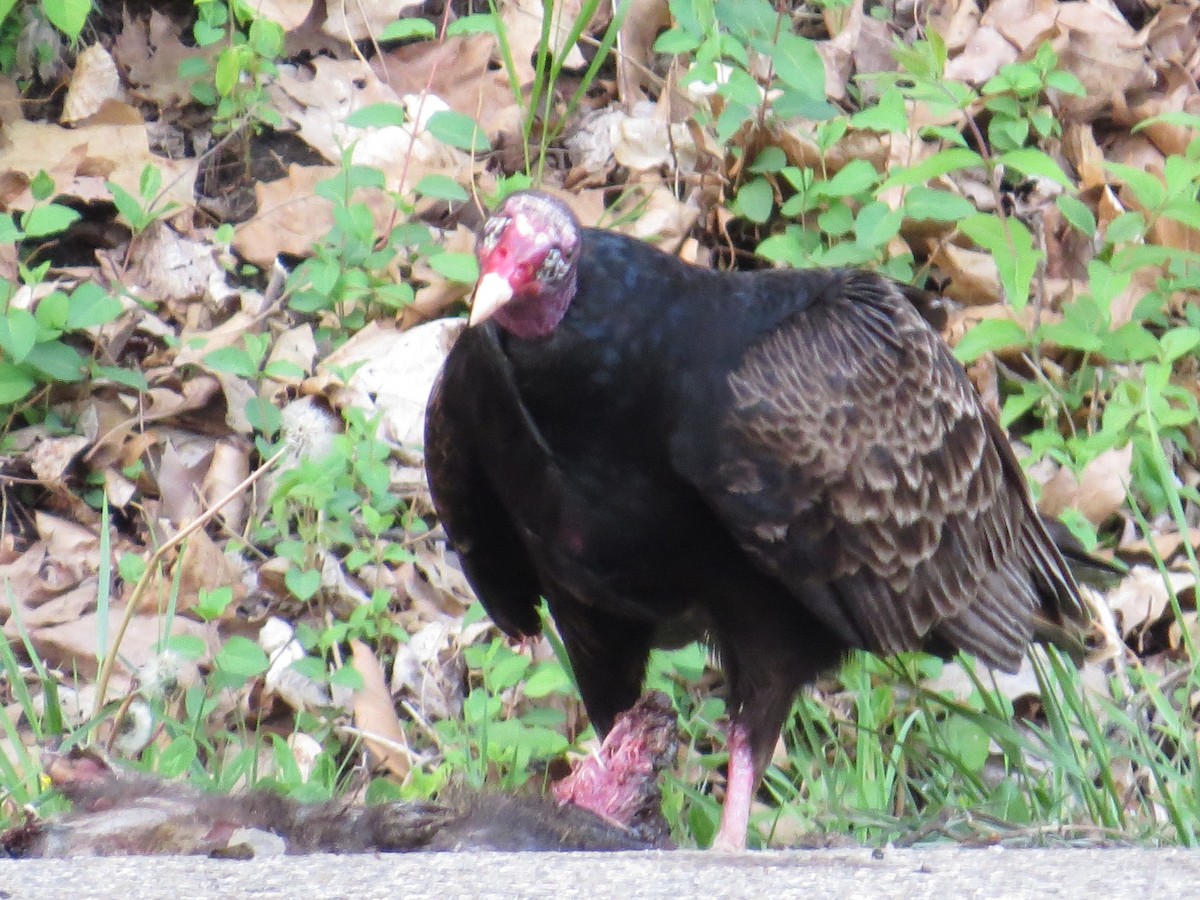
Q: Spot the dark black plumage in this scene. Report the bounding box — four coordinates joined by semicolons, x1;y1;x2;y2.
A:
424;191;1089;849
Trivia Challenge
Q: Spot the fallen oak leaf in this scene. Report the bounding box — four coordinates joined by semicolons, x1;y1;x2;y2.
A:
349;638;413;780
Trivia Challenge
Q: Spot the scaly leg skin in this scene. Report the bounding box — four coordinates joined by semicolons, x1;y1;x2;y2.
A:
711;722;755;851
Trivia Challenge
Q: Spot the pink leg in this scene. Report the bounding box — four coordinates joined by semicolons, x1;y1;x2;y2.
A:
711;721;754;851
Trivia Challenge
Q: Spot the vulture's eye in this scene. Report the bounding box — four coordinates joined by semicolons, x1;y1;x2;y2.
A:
482;216;508;250
538;248;569;282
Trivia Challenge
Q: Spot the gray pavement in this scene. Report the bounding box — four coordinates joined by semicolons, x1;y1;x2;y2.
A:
1;847;1197;899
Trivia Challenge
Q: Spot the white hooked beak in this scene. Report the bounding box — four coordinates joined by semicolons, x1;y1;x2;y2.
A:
468;272;514;327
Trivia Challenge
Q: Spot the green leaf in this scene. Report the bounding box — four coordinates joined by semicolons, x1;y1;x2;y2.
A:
1160;327;1200;362
41;0;90;39
748;146;786;174
445;13;498;36
35;291;69;331
0;363;35;404
426;110;490;152
880;148;984;190
0;214;19;243
850;88;908;133
379;18;436;41
0;309;39;363
733;177;774;224
487;652;531;691
203;346;257;377
331;665;364;689
523;663;570;699
263;360;307;380
30;172;55;202
156;735;198;778
161;633;207;660
1056;195;1096;236
92;364;149;391
107;181;147;230
22;203;80;238
214;636;270;679
718;67;765;107
1104;211;1146;245
854;201;901;249
0;0;18;33
1045;69;1086;96
214;47;242;97
25;341;85;382
903;187;975;222
771;33;824;99
246;397;282;435
67;283;124;329
958;214;1039;308
345;103;407;129
1101;322;1160;361
1160;198;1200;231
999;148;1073;187
813;159;879;199
429;251;479;283
285;567;321;602
415;174;469;202
653;28;700;54
1105;162;1165;210
195;586;235;622
953;318;1028;363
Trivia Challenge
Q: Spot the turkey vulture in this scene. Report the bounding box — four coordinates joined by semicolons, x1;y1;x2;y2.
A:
424;191;1089;850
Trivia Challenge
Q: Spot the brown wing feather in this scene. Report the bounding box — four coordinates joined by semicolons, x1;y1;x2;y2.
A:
699;271;1083;671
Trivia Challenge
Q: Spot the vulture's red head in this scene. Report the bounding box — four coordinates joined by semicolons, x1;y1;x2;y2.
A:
469;191;582;340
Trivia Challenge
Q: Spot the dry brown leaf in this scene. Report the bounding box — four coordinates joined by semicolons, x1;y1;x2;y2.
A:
349;638;411;780
171;526;246;614
618;185;701;250
1049;3;1154;121
0;545;54;615
944;26;1017;84
114;11;214;110
36;512;99;577
379;35;518;140
129;222;231;307
321;318;461;454
500;0;590;86
256;0;316;32
29;610;214;680
1036;444;1132;525
234;164;396;267
851;12;903;81
1063;123;1107;191
265;324;318;388
273;58;469;185
931;244;1003;306
616;0;671;104
0;120;196;212
1119;527;1200;561
982;0;1058;55
609;109;698;173
1105;565;1194;638
61;44;123;125
28;434;88;485
391;619;465;722
201;440;251;534
925;0;983;52
322;0;422;42
156;434;217;526
3;579;97;637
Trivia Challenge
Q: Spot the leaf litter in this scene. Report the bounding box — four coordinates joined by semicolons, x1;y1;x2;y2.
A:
0;0;1197;850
